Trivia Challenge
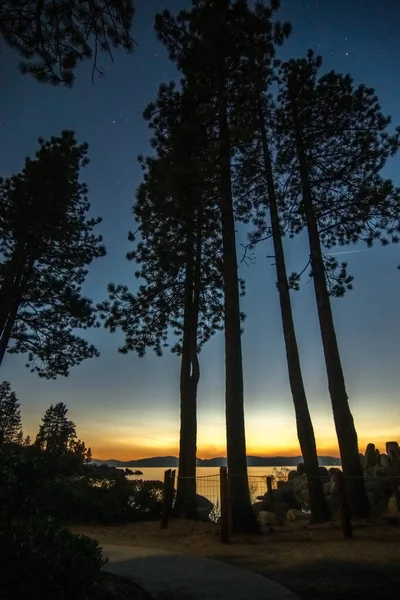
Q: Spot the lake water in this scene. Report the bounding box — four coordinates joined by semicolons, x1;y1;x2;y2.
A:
124;465;338;505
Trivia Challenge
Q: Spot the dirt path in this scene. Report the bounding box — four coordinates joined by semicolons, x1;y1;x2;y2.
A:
72;519;400;600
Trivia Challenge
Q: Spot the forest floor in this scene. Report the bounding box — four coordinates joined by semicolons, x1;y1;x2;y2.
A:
72;515;400;600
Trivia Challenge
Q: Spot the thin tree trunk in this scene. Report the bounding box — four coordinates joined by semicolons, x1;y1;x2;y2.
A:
176;216;200;519
218;78;259;534
257;94;330;523
288;85;370;518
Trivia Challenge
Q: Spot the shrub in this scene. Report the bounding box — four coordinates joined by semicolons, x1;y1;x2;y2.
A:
34;471;165;525
0;515;106;600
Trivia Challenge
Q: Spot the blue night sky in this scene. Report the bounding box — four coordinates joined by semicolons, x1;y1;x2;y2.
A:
1;0;399;459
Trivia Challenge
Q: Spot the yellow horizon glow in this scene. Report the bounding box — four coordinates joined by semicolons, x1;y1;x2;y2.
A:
86;433;399;462
22;403;399;463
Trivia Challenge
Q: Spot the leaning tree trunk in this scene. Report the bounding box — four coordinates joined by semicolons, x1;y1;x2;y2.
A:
176;217;201;519
257;93;330;523
218;78;260;534
288;85;370;518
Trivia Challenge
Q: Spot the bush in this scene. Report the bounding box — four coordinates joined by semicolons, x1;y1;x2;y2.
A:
0;515;106;600
34;469;165;525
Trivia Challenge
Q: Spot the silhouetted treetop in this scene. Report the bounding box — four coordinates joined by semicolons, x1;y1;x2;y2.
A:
0;130;105;378
0;0;135;86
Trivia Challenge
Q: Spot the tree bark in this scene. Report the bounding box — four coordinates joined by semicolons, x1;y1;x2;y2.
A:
257;92;330;523
176;216;201;519
218;77;259;534
288;84;370;518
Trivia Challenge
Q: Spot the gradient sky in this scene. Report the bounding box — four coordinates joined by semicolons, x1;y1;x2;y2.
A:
1;0;400;460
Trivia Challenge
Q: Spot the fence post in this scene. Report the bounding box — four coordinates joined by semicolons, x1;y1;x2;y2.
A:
220;466;230;543
334;470;353;539
266;476;274;511
169;469;176;520
161;469;172;529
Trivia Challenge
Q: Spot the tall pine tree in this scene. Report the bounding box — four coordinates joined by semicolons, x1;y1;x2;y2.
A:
233;4;330;522
155;0;265;533
35;402;76;455
101;81;225;518
276;51;400;517
0;130;105;378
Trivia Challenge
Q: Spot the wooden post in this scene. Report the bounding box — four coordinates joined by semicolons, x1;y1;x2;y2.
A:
169;469;176;520
334;470;353;539
161;469;172;529
220;466;230;543
266;476;274;511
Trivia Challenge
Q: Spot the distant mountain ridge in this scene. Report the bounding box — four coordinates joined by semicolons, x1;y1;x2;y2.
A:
91;455;341;468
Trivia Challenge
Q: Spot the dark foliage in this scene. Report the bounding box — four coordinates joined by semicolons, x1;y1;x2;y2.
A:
0;515;106;600
0;130;105;377
36;467;164;525
0;0;136;86
0;380;22;444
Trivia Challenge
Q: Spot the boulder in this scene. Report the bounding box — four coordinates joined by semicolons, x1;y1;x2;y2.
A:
388;493;400;514
296;462;306;474
365;443;376;468
318;466;330;478
274;501;291;518
252;501;266;516
287;509;309;522
258;511;280;527
292;474;309;507
196;494;213;521
263;482;301;511
381;453;390;469
288;470;300;481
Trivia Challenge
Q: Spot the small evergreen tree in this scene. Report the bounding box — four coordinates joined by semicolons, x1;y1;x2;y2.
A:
0;130;105;378
0;381;22;444
35;402;76;455
0;0;135;86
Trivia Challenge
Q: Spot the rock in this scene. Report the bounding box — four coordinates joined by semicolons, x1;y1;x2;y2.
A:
292;474;309;507
274;501;290;518
359;453;366;470
196;494;213;521
296;462;306;475
258;511;280;526
365;443;376;468
388;494;400;514
288;470;300;481
328;467;341;476
252;501;266;516
318;466;330;478
287;509;309;522
276;480;286;489
386;441;399;455
375;448;381;465
263;482;301;511
381;453;390;469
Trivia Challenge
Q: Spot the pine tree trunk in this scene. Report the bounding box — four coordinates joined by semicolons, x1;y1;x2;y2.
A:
218;78;260;534
288;88;370;518
176;217;200;519
257;95;330;523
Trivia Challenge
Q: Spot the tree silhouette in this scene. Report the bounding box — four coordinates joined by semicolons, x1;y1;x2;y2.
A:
100;81;225;518
155;0;265;533
35;402;76;455
233;5;330;523
0;130;105;378
0;0;135;86
276;51;400;517
0;381;22;444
